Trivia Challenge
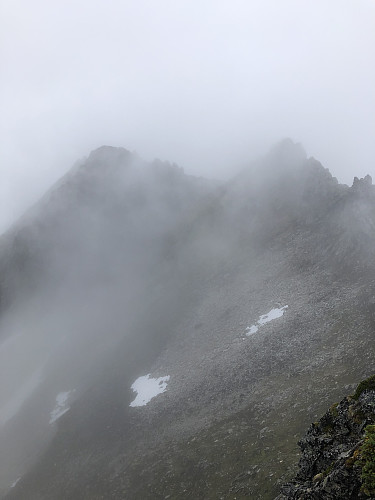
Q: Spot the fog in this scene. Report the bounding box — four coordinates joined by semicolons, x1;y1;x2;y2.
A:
1;0;375;232
0;148;217;490
0;2;375;496
0;139;374;495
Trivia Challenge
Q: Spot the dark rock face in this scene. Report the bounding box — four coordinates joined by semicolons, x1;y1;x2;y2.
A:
277;381;375;499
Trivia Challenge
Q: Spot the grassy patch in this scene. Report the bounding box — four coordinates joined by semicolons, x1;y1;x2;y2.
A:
353;375;375;400
357;425;375;496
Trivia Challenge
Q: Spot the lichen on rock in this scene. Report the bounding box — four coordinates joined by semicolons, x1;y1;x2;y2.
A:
276;376;375;499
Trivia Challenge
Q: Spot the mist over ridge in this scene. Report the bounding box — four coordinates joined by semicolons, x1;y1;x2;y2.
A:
2;1;375;235
1;1;374;497
1;139;375;499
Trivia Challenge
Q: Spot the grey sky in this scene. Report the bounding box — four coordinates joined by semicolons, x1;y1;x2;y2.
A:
1;0;374;232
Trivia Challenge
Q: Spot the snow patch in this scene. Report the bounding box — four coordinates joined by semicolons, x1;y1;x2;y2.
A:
49;390;74;424
246;324;259;335
10;477;21;488
246;305;288;336
129;374;170;407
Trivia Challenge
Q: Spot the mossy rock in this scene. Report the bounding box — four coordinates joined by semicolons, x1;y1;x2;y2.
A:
346;448;361;468
353;375;375;400
329;402;339;418
357;425;375;496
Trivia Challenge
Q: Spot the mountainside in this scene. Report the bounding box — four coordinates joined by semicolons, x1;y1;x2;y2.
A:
1;140;375;499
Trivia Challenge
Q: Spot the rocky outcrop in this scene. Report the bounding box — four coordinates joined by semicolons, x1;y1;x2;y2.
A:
277;376;375;499
352;175;374;197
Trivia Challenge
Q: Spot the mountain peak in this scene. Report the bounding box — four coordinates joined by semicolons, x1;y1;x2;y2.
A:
351;174;374;197
268;138;307;166
84;145;133;172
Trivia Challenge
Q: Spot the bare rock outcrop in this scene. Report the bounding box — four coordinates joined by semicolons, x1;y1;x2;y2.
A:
277;376;375;499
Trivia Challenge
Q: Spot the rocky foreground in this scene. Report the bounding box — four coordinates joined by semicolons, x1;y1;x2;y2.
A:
277;375;375;499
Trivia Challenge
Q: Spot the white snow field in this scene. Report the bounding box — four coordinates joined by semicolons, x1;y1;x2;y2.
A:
246;305;288;336
129;374;170;407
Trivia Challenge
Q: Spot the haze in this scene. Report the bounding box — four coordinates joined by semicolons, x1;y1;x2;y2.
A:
1;0;374;232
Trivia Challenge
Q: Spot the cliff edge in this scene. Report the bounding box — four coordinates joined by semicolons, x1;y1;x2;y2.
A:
277;376;375;499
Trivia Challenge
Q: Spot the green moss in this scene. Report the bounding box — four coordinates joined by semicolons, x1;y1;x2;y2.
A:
353;410;366;425
357;425;375;496
329;402;339;418
346;448;361;468
353;375;375;400
346;457;355;468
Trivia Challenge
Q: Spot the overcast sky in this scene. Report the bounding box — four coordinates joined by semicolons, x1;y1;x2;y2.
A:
1;0;374;232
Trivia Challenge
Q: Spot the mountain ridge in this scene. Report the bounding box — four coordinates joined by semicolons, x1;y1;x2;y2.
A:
1;140;375;499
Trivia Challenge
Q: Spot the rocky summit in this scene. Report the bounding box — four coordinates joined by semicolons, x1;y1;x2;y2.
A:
1;140;375;499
